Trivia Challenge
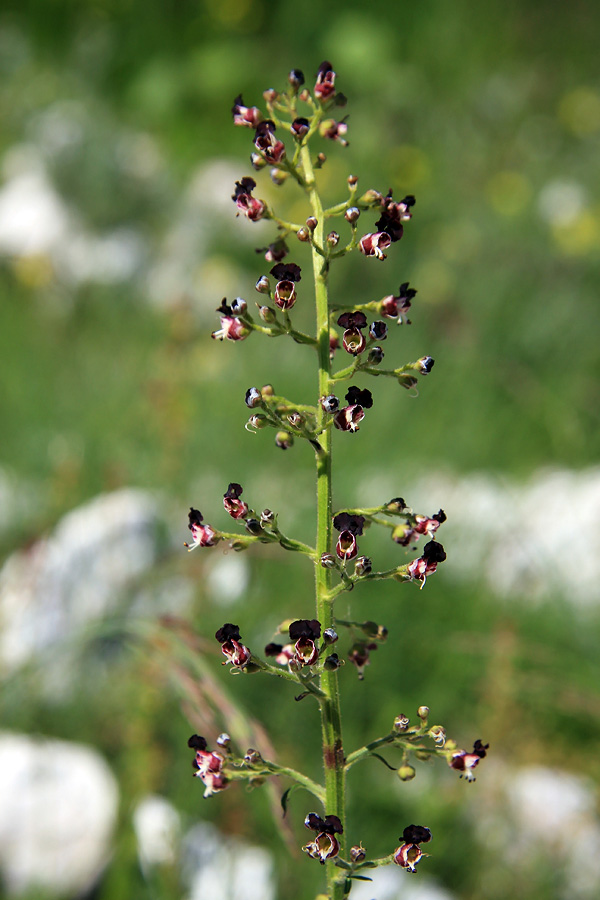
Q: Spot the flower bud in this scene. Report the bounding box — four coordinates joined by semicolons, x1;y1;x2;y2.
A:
394;714;410;733
255;275;271;294
275;431;294;450
323;628;338;644
358;188;383;206
288;69;305;88
429;726;446;746
245;387;262;408
306;216;318;231
418;356;435;374
299;88;310;102
369;320;388;341
263;88;278;102
347;174;358;187
288;412;303;428
417;706;430;720
397;765;416;781
320;553;336;568
244;748;262;764
290;117;310;138
327;231;340;247
271;168;288;185
216;733;231;748
345;206;360;223
261;383;274;397
296;226;310;242
316;152;326;166
257;305;277;323
248;413;267;429
245;518;263;535
260;508;275;525
354;556;372;576
250;152;267;170
368;346;384;365
231;297;247;316
324;653;341;670
350;844;366;863
320;394;339;413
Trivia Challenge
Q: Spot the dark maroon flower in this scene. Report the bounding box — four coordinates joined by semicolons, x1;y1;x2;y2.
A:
253;120;286;164
289;69;305;88
270;262;302;282
408;540;447;588
232;177;266;221
320;117;348;146
381;282;417;324
375;192;416;242
333;405;366;433
449;740;489;781
314;61;336;101
189;734;228;798
337;311;368;355
231;95;263;128
359;231;392;260
274;281;296;310
256;239;288;263
348;641;377;679
333;512;365;535
215;623;251;669
394;824;431;873
185;508;217;551
345;386;373;409
223;483;248;519
291;117;310;138
303;812;343;864
337;311;367;329
336;530;358;560
289;619;321;667
211;298;250;342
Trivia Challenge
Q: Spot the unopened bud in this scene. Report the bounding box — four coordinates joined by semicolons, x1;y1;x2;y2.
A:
275;431;294;450
231;297;247;316
320;553;336;568
245;387;262;408
255;275;271;294
299;88;310;102
358;188;383;206
354;556;372;576
323;628;338;644
368;346;384;365
296;226;310;242
288;69;305;88
257;305;277;323
417;706;430;721
316;152;326;167
345;206;360;223
216;733;231;748
428;726;446;746
418;356;435;374
369;320;388;340
324;653;341;670
244;748;262;764
288;412;303;427
350;844;366;863
320;394;339;413
397;764;416;781
260;508;275;525
248;413;267;429
245;518;263;535
263;88;278;102
348;174;358;187
306;216;318;231
250;152;267;170
394;714;410;733
261;383;274;397
327;231;339;247
271;168;288;185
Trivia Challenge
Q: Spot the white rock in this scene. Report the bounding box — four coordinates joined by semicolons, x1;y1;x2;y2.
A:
0;733;118;897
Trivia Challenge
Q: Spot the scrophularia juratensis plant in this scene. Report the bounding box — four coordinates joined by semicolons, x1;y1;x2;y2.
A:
185;62;488;900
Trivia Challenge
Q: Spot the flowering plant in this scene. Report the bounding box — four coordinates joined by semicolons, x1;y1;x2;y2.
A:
185;62;487;900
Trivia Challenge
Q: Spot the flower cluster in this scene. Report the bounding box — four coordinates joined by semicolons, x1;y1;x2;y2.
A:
393;824;431;873
449;739;489;781
333;387;373;433
393;509;447;547
265;619;323;669
188;734;228;798
303;812;343;864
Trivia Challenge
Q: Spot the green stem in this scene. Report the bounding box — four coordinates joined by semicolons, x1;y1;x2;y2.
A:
301;141;346;900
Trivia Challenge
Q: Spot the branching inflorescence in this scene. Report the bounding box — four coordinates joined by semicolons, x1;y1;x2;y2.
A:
185;62;488;900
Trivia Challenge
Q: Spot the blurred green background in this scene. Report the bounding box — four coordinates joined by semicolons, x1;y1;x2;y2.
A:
1;0;599;898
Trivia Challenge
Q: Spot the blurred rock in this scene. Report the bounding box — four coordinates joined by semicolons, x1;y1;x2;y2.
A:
0;733;118;897
0;488;163;677
133;794;180;871
182;822;275;900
